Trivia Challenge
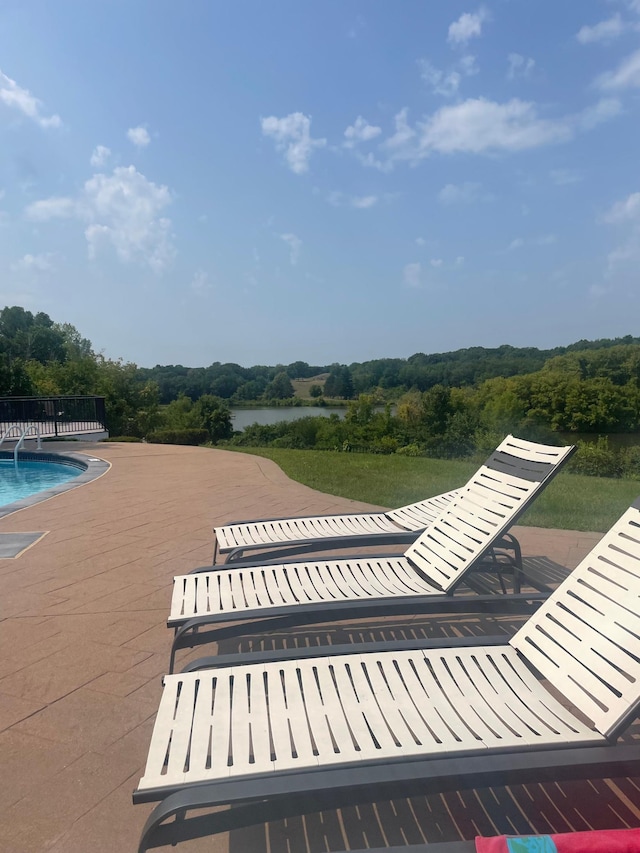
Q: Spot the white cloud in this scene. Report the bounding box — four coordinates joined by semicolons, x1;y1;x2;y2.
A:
550;169;582;185
90;145;111;168
577;14;626;44
507;53;535;80
455;255;465;265
596;48;640;89
438;181;484;204
127;125;151;147
351;195;377;209
403;262;421;287
579;97;622;128
261;112;326;174
190;269;211;295
536;234;557;245
381;96;619;164
26;197;76;220
430;258;443;267
343;116;381;147
605;191;640;223
603;190;640;273
415;237;426;246
418;55;478;97
419;61;462;97
26;165;175;273
281;232;302;265
459;55;479;76
384;108;417;152
506;234;556;251
447;8;488;45
355;150;394;172
11;252;58;273
0;69;62;128
327;191;377;208
413;98;570;156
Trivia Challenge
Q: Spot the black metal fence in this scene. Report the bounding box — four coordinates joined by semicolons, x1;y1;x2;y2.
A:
0;396;107;438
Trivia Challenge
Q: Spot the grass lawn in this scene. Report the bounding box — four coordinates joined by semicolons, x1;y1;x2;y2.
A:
228;447;640;532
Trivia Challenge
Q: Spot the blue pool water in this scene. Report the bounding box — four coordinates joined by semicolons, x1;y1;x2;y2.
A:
0;459;82;506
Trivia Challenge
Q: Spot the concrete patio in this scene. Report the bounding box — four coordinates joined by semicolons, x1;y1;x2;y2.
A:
0;442;637;853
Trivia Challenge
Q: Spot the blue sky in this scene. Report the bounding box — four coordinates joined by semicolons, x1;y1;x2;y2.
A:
1;1;639;368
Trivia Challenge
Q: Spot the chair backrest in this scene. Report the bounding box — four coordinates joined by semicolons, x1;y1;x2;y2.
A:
511;499;640;740
404;435;575;592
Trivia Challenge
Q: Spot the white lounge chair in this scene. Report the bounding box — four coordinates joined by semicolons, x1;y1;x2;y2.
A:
168;437;575;670
134;498;640;852
214;436;570;563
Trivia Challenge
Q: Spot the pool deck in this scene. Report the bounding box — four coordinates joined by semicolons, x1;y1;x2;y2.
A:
0;442;636;853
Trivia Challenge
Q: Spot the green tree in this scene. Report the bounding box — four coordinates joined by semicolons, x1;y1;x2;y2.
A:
264;371;294;399
195;394;233;442
324;365;354;399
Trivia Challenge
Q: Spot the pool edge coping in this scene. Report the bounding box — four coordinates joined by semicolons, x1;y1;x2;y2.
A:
0;450;111;519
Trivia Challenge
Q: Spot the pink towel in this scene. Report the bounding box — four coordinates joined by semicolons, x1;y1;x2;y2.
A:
476;827;640;853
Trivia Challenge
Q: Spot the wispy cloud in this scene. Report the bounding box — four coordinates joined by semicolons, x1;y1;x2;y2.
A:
419;61;462;97
281;232;302;265
403;262;422;288
577;14;626;44
507;53;535;80
550;169;582;185
380;96;620;164
447;8;488;46
11;252;59;273
261;112;326;174
127;126;151;147
418;53;478;98
505;234;557;251
26;165;175;273
603;190;640;273
352;195;377;209
438;181;489;204
26;197;76;220
190;269;212;295
596;48;640;89
0;69;62;128
343;116;381;148
605;191;640;224
90;145;111;168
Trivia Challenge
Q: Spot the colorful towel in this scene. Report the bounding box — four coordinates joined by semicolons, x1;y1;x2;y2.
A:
476;827;640;853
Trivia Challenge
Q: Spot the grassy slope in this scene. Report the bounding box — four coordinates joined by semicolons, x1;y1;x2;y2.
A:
228;447;640;532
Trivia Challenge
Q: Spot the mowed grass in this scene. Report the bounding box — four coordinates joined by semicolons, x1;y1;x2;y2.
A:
228;447;640;532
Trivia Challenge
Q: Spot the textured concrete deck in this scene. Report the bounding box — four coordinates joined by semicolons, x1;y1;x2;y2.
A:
0;443;636;853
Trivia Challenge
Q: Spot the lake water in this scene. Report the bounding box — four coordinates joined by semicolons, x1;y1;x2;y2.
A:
231;407;346;431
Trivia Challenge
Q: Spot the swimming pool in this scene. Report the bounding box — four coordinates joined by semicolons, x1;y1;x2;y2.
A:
0;458;83;506
0;451;110;517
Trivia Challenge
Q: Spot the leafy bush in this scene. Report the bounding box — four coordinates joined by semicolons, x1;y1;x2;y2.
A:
102;436;143;442
568;437;624;478
146;428;209;446
396;442;425;456
621;445;640;479
370;435;399;454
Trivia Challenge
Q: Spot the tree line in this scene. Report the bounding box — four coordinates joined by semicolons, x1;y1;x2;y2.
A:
2;304;640;475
